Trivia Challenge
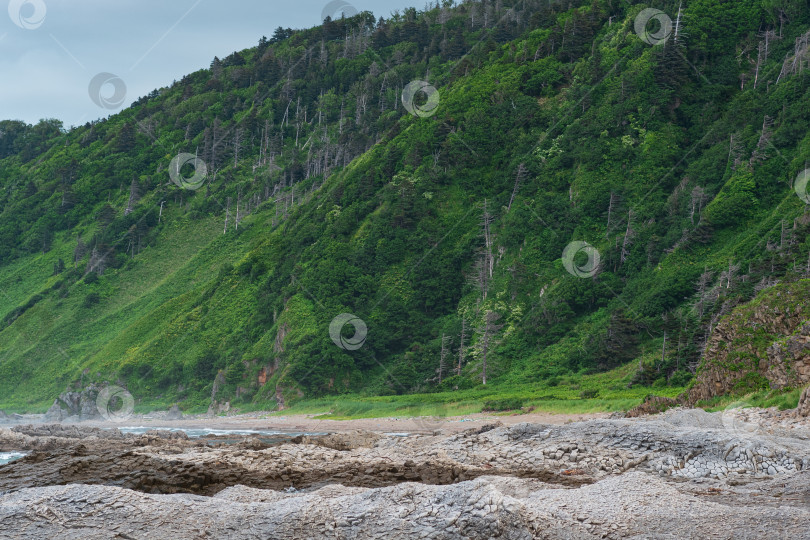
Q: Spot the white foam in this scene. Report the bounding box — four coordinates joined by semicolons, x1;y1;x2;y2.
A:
0;452;26;465
116;426;326;438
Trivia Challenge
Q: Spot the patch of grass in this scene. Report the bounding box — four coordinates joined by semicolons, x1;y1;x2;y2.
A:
265;364;684;420
704;387;804;412
482;398;524;411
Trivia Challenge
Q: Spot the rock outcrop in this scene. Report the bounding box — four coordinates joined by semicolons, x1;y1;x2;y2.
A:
796;386;810;418
165;404;183;421
293;430;383;451
631;280;810;416
42;401;65;423
57;386;99;420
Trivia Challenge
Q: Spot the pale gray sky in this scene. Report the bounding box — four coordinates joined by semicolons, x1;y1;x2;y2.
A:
0;0;416;126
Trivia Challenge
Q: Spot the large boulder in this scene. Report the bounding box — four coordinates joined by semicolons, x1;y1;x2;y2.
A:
43;401;66;423
57;385;103;421
165;405;183;421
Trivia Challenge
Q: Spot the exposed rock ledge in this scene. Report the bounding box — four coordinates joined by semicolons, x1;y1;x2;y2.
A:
0;409;808;538
1;471;808;539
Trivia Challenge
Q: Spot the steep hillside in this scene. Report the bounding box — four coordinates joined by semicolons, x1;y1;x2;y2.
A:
1;0;810;412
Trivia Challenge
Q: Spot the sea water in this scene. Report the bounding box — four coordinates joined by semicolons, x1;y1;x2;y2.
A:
0;452;26;465
117;426;328;438
115;426;410;443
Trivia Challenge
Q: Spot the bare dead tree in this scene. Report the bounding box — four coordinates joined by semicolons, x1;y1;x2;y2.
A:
606;191;619;237
355;93;368;125
235;190;242;231
777;29;810;84
483;199;494;279
727;134;745;171
689;185;707;226
754;40;765;89
694;268;713;319
720;259;741;289
294;96;302;147
86;247;107;275
468;201;496;302
750;116;774;165
210;118;223;172
469;254;489;303
233;128;244;167
620;209;635;267
659;311;674;370
379;72;388;113
457;318;467;376
338;97;345;135
673;1;683;44
439;333;451;384
73;235;87;268
507;163;526;212
279;101;292;148
477;310;503;386
667;177;689;219
319;40;327;67
125;225;138;258
124;178;139;216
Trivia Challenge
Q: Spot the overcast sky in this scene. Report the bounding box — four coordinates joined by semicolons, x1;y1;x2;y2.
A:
0;0;416;126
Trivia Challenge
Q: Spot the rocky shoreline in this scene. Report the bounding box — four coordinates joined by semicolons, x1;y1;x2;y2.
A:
0;407;808;538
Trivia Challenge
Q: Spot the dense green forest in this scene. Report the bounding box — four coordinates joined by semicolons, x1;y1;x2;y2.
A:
1;0;809;412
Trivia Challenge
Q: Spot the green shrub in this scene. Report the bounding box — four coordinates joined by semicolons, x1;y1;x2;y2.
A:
82;292;100;308
668;370;693;387
732;372;770;394
437;375;476;392
482;398;524;411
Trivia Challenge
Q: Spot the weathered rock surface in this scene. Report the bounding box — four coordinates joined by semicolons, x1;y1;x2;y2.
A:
292;429;383;451
796;386;810;418
165;404;183;421
56;385;104;420
11;424;125;440
0;410;809;538
0;471;808;539
0;425;189;454
42;401;65;423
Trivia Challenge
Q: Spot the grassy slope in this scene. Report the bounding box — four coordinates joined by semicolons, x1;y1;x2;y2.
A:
0;212;225;409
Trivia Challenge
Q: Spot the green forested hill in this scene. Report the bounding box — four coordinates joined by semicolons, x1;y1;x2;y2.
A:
1;0;809;412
